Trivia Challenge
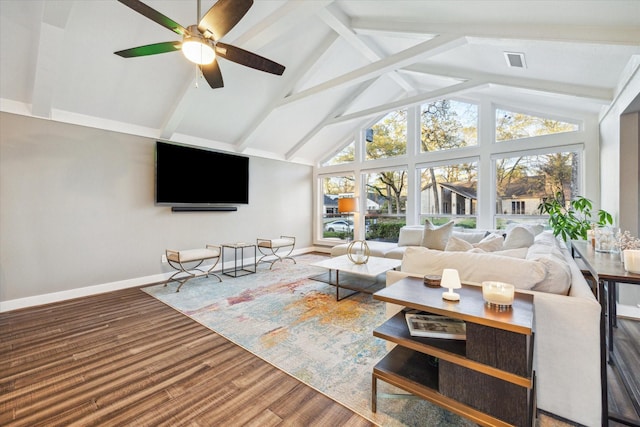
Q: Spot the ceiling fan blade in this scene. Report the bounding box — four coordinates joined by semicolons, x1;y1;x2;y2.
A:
115;41;182;58
200;60;224;89
197;0;253;40
117;0;186;35
215;43;285;76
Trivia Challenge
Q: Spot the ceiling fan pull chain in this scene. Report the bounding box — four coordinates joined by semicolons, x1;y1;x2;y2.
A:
195;65;199;88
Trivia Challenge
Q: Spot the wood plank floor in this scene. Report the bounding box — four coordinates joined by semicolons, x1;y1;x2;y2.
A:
608;317;640;427
0;287;374;427
2;286;639;426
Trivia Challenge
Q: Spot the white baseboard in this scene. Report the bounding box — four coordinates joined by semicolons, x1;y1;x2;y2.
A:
0;273;172;313
0;246;320;313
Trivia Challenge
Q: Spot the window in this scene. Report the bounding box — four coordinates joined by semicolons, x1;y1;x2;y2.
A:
366;110;406;161
321;175;355;240
364;169;407;242
421;99;478;153
322;141;355;166
495;150;580;229
496;109;579;142
419;161;478;228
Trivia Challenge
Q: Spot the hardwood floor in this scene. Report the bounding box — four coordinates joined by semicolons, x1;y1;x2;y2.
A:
608;317;640;427
2;286;639;426
0;287;373;427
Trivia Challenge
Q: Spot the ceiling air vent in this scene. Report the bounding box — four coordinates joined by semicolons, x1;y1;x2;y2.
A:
504;52;527;69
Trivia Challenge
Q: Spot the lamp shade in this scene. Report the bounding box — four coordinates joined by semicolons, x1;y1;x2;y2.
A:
441;268;461;301
338;197;357;213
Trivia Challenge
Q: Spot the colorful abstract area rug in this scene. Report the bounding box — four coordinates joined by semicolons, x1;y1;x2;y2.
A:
143;253;472;426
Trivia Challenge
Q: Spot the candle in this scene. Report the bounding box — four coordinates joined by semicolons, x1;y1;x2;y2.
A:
482;281;515;307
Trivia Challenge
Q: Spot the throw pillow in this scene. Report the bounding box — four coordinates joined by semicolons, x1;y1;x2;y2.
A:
397;226;425;247
474;233;504;252
421;220;454;251
445;235;473;252
503;226;535;249
445;234;504;252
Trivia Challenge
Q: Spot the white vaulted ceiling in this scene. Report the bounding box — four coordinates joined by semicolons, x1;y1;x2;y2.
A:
1;0;639;165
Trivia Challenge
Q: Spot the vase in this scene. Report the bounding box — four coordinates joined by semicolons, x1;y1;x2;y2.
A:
594;226;615;253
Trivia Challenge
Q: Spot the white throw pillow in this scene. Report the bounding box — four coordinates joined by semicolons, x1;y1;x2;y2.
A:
503;226;535;249
445;235;473;252
421;220;454;251
401;246;547;290
397;226;425;247
474;233;504;252
446;233;504;252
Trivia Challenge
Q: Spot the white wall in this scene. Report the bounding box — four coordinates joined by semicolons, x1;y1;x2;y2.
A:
599;69;640;308
0;112;313;308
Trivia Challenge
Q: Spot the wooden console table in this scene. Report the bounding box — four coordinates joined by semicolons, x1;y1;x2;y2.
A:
372;277;535;426
571;240;640;426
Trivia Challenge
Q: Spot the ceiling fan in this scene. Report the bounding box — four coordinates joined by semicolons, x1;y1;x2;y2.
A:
114;0;285;89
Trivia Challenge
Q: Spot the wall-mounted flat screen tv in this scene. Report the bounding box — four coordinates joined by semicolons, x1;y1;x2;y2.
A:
155;141;249;205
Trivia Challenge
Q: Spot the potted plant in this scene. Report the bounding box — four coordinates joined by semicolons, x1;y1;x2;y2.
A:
538;192;613;242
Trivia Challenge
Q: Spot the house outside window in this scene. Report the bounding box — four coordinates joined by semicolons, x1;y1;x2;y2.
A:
495;150;581;229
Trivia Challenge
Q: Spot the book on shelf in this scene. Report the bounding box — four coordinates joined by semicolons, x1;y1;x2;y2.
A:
404;311;466;340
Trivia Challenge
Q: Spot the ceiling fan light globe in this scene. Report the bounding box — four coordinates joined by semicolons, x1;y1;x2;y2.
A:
182;39;215;65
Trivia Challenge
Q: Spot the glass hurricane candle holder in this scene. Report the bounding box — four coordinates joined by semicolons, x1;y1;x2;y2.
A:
482;281;515;310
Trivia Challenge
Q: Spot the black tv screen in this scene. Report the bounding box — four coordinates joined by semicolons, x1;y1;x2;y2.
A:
155;141;249;205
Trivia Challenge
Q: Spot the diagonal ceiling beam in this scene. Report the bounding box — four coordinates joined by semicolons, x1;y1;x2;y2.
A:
234;32;340;152
285;78;379;160
159;73;198;140
352;18;640;46
234;0;335;52
327;79;487;126
316;4;416;93
402;64;613;103
278;34;467;106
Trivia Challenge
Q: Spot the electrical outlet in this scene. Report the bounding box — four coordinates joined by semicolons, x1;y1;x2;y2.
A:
161;254;167;263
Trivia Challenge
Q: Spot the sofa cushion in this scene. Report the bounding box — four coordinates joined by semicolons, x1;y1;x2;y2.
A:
402;246;547;290
445;233;504;252
526;243;572;295
330;241;396;258
503;226;535;249
397;226;424;247
421;220;454;250
384;246;408;260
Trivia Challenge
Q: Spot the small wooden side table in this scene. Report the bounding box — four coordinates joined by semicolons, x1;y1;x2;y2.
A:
372;277;535;426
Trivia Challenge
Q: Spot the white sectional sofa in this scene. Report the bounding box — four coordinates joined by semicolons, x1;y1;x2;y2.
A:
379;227;602;426
330;225;491;259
